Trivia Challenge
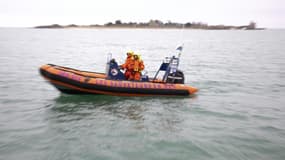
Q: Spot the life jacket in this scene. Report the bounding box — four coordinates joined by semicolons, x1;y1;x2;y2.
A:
121;56;133;70
133;60;144;72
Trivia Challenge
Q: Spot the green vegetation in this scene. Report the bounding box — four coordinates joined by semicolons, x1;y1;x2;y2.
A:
35;20;264;30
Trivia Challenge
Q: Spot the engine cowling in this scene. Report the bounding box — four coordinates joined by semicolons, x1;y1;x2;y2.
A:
166;70;184;84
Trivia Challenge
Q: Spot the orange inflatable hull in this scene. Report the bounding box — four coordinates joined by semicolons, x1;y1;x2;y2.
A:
39;64;198;96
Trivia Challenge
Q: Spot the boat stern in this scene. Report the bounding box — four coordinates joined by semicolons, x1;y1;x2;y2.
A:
188;86;198;94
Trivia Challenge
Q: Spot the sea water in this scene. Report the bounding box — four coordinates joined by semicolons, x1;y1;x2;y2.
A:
0;28;285;160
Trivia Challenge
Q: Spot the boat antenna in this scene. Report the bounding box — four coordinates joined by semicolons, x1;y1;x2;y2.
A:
179;23;185;43
176;44;184;59
176;23;185;58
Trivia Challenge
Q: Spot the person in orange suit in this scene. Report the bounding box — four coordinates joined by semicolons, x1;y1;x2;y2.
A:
120;51;134;80
129;54;145;81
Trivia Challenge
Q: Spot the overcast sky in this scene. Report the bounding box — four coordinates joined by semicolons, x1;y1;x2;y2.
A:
0;0;284;28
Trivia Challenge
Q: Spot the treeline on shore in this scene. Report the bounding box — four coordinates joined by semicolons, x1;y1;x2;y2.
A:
35;20;264;30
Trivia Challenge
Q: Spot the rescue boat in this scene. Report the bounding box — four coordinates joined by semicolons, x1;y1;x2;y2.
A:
39;47;198;96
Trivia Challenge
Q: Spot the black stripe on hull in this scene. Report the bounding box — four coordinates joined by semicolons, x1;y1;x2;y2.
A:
53;84;94;94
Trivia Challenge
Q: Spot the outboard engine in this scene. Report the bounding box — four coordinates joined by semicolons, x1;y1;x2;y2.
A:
166;69;184;84
107;59;125;80
153;45;186;84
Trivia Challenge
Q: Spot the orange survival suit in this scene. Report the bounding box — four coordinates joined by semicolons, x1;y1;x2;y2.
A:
129;54;145;81
120;51;134;80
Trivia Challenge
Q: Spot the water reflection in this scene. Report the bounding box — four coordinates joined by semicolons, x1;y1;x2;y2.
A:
47;94;194;133
50;94;146;122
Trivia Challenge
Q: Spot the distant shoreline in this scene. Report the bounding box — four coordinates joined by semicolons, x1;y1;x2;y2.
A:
34;20;265;30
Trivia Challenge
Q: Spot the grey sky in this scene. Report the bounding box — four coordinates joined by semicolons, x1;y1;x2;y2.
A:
0;0;284;28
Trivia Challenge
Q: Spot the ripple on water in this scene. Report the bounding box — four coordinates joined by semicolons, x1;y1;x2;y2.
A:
1;29;285;160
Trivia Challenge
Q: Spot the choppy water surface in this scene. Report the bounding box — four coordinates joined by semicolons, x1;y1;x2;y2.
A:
0;28;285;160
